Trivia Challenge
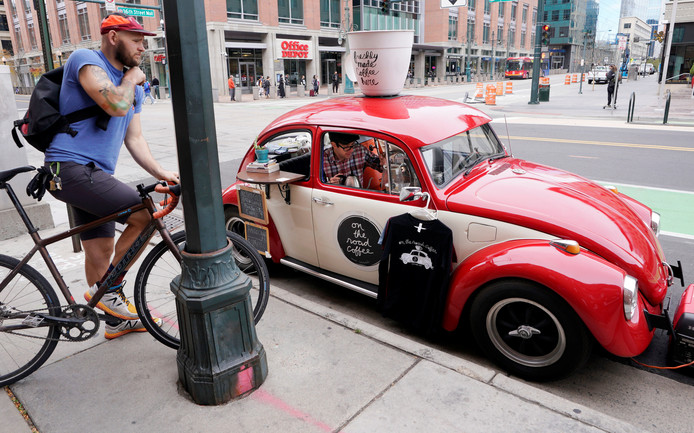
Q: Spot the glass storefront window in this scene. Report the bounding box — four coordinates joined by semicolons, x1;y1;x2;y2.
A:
227;48;264;93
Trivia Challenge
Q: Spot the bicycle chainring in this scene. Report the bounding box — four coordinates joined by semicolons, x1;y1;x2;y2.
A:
59;304;100;341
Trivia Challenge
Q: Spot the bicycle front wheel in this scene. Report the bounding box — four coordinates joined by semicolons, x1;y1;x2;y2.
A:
134;231;270;349
0;255;61;387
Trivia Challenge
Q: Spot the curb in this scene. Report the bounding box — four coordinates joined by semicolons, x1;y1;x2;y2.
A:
267;284;647;433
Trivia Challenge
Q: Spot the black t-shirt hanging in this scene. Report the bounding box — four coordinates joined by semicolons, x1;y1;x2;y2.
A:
378;213;453;335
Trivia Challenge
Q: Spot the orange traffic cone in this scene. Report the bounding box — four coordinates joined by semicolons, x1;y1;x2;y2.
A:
505;81;513;94
475;82;484;99
565;75;571;85
485;85;496;105
572;74;578;83
496;82;503;96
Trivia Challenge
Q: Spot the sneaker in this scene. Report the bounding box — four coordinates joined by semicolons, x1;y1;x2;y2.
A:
84;282;139;320
104;318;162;340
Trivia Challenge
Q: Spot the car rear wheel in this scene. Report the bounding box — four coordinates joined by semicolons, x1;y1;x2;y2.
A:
469;280;592;381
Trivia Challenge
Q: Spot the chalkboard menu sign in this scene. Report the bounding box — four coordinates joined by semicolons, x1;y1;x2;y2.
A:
245;222;269;256
336;215;381;266
238;185;268;224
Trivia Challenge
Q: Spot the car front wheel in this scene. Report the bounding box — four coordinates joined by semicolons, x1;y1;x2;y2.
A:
469;280;592;381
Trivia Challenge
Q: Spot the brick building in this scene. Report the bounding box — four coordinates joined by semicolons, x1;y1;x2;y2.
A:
5;0;537;95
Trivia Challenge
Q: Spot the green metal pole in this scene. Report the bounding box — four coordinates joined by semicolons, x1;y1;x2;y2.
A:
529;0;546;104
163;0;267;405
33;0;54;72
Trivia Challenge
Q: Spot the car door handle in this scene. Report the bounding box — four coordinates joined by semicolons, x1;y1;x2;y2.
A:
312;197;334;205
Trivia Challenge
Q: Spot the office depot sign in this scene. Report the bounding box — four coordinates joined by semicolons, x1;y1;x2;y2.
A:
276;39;313;60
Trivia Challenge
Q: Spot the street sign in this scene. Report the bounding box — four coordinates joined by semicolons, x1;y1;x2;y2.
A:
117;7;156;18
618;35;627;51
604;56;609;63
105;0;116;13
440;0;467;8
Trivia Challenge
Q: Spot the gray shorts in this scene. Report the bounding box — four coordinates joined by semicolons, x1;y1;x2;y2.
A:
45;161;141;241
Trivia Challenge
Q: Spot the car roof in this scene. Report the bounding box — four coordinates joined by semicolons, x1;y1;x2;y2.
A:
259;95;492;149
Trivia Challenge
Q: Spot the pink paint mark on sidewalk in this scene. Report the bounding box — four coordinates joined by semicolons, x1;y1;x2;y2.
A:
252;388;341;433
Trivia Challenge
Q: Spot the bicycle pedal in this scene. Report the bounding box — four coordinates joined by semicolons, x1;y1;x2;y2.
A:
22;314;45;327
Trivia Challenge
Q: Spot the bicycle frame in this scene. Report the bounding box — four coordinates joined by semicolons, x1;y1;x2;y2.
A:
0;179;182;324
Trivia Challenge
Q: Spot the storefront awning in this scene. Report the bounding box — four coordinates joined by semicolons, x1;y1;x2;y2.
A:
225;42;267;49
318;46;346;53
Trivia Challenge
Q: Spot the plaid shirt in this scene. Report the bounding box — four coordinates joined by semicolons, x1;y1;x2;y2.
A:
323;145;383;187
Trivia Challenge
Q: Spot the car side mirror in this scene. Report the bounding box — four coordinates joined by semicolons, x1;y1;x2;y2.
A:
399;186;425;202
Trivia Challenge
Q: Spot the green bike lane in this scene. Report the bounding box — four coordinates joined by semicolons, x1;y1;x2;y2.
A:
597;182;694;238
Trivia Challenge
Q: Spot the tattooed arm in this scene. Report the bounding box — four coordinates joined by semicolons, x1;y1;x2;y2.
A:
78;65;145;117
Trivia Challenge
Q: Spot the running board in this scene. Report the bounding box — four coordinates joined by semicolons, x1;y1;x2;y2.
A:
280;257;378;299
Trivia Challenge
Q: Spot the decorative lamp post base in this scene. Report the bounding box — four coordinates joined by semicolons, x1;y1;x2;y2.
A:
172;241;268;405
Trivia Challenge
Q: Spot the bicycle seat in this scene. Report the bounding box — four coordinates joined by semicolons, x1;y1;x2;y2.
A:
0;166;35;184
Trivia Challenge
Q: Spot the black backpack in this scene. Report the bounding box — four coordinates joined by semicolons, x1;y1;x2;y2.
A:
12;66;110;153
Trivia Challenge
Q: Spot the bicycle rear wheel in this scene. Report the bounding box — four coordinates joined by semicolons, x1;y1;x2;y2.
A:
134;231;270;349
0;255;61;387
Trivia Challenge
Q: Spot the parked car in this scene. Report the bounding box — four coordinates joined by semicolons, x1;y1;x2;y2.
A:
587;65;609;84
639;63;656;75
222;95;678;381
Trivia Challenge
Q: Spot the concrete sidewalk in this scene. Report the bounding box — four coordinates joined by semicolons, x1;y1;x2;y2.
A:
1;223;645;433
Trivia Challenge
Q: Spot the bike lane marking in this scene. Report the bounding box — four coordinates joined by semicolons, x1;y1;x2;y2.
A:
595;181;694;239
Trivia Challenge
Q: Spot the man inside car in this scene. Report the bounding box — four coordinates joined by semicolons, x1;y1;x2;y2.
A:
323;132;387;189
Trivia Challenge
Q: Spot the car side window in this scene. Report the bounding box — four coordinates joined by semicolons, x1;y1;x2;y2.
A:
266;131;312;178
384;142;421;196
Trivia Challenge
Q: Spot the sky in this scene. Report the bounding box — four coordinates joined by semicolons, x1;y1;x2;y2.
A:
595;0;623;41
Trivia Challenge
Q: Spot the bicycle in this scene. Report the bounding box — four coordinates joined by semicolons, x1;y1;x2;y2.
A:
0;165;269;387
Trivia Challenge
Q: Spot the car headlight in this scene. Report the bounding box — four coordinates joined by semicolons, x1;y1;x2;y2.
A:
623;275;638;321
650;211;661;237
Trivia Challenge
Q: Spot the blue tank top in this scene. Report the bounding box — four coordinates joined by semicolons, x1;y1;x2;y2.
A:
45;49;144;174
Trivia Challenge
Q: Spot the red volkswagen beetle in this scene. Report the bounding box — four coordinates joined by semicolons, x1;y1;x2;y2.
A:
222;95;677;381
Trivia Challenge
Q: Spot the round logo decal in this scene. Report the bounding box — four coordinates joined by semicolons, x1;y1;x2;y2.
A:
336;216;381;266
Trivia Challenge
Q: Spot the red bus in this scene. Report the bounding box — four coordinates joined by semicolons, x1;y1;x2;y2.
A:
505;57;534;79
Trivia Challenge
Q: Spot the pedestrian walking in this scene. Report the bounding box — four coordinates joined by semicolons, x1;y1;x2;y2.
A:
332;71;339;93
312;75;319;96
151;76;160;98
257;77;264;97
300;75;306;88
263;76;270;99
278;75;285;98
143;79;155;104
228;75;236;101
43;12;178;339
604;65;617;109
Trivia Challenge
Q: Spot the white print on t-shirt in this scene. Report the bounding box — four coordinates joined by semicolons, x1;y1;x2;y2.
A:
397;239;438;255
399;246;433;270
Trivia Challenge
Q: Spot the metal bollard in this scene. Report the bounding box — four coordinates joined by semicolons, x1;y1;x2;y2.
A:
663;90;671;124
627;92;635;123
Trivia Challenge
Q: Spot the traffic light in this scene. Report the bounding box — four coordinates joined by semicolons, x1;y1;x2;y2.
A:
541;25;551;45
380;0;389;13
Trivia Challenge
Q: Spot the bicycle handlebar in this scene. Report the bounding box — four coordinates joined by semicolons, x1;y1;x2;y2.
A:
151;182;181;219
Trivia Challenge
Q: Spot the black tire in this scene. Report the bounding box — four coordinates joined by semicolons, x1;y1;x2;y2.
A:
469;280;592;381
134;231;270;349
0;255;61;386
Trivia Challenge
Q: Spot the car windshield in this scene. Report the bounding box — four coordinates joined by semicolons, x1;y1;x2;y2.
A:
420;123;506;187
593;66;607;72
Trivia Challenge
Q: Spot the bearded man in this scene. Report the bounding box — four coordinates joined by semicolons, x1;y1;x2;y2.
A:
44;13;179;339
